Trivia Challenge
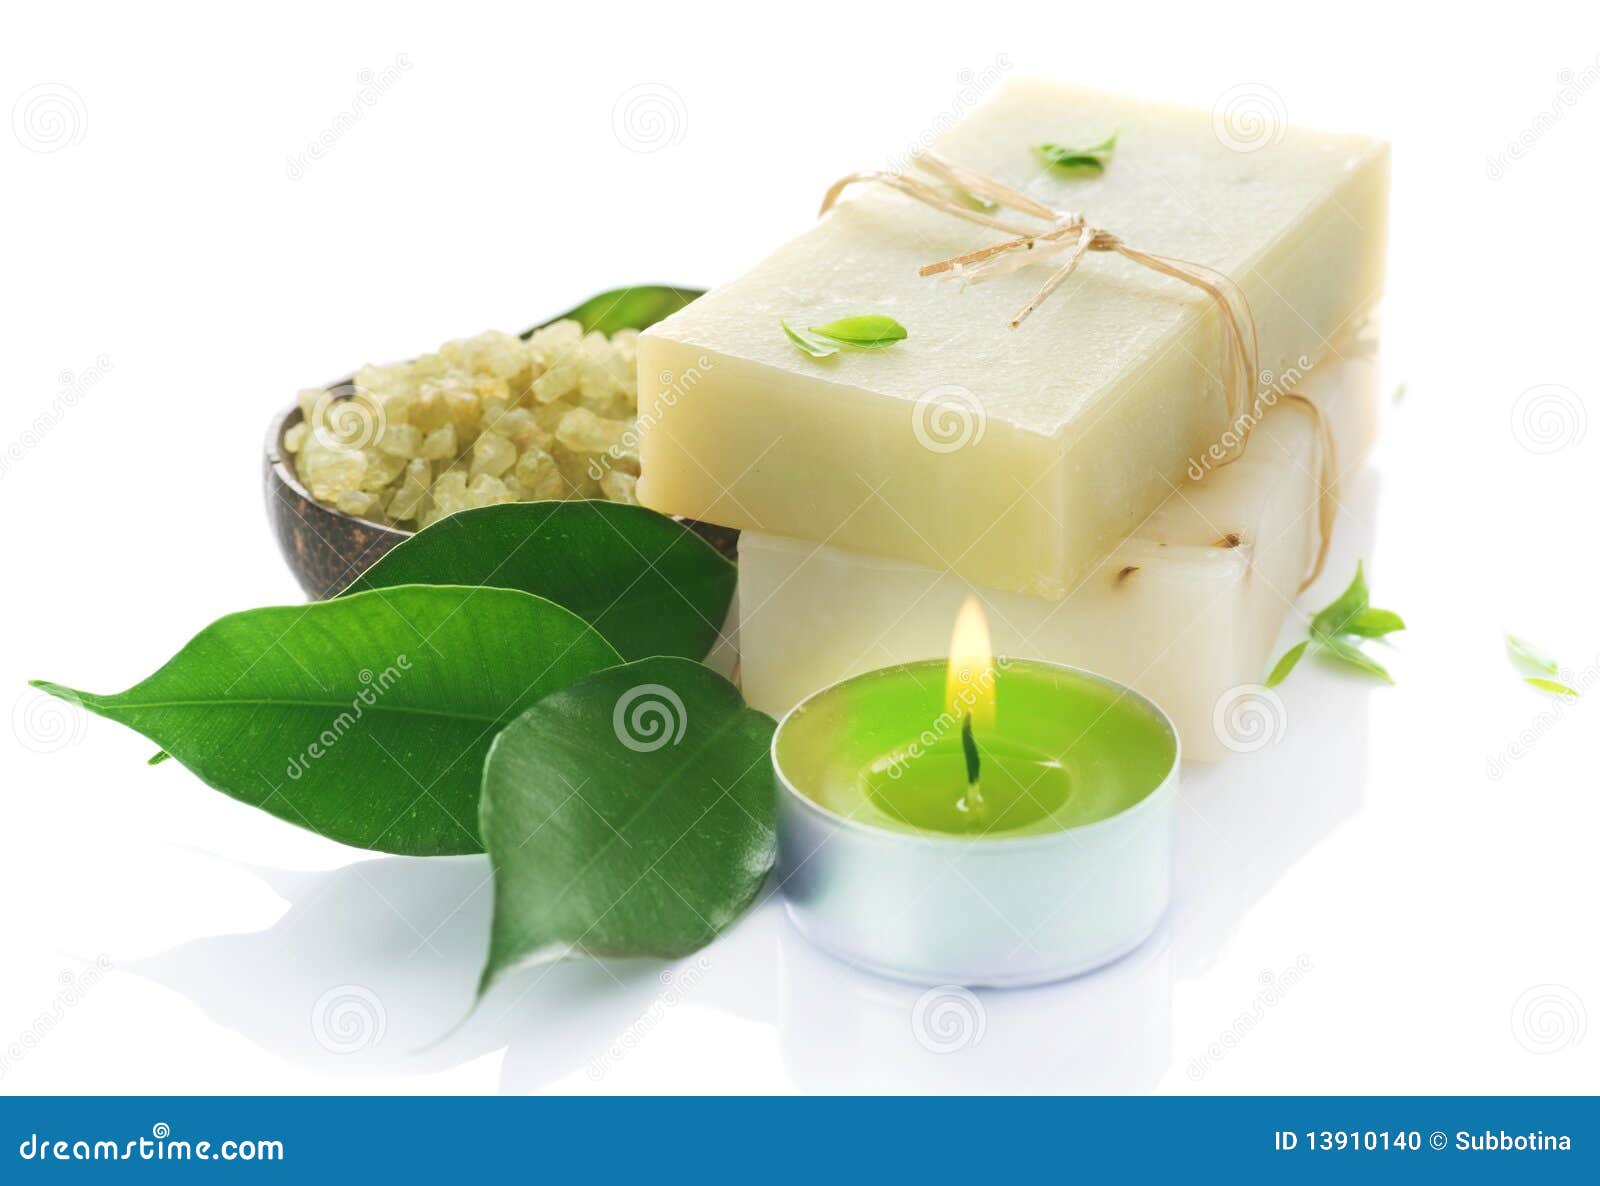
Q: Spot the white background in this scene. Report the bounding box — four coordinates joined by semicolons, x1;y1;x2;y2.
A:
3;0;1598;1095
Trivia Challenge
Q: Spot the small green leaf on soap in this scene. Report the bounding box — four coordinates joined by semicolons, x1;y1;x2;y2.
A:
1310;562;1371;638
148;750;171;766
1392;382;1407;404
1034;133;1118;173
952;186;998;213
1506;633;1560;677
1343;608;1406;639
808;315;908;349
1525;676;1580;697
1316;634;1394;684
1265;640;1310;688
478;657;777;996
782;319;839;359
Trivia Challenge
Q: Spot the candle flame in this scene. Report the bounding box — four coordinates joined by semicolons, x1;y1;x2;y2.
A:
945;596;995;729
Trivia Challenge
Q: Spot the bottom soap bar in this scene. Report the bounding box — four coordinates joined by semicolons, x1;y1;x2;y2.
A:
738;338;1380;762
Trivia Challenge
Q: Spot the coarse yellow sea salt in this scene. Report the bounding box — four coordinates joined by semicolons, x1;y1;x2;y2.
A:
737;333;1381;762
637;78;1388;597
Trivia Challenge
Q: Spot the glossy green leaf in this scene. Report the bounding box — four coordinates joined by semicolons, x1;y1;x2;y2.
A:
809;315;908;349
1316;634;1393;684
781;319;838;359
1310;562;1370;638
32;586;621;855
536;285;703;336
1265;640;1310;688
1344;607;1406;638
1525;677;1580;697
478;657;776;994
1506;633;1560;677
342;502;734;663
1034;133;1118;172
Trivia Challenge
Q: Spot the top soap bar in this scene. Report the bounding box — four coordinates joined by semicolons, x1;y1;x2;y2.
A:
637;78;1388;597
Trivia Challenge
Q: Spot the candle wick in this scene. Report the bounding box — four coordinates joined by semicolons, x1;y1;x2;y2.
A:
960;713;986;819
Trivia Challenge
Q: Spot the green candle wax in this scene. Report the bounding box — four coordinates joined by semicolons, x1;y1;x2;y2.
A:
775;659;1177;839
864;735;1074;835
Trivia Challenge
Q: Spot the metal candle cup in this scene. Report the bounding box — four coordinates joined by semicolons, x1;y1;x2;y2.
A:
772;657;1180;988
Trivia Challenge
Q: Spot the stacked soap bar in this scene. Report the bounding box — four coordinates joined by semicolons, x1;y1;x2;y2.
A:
738;337;1380;762
638;78;1389;597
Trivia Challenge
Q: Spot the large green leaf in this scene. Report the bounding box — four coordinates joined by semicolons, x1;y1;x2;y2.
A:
537;285;703;336
32;585;621;855
341;502;734;662
478;657;776;993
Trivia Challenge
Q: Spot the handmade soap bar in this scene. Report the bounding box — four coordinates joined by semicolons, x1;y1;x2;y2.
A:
738;340;1380;762
637;78;1388;597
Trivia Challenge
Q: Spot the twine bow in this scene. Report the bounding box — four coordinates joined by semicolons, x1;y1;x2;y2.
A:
819;150;1336;590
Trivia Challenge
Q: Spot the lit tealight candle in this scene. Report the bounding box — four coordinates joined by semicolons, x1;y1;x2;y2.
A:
772;599;1180;987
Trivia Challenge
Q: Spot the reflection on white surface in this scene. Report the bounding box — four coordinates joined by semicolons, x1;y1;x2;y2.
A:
125;475;1379;1094
777;911;1174;1093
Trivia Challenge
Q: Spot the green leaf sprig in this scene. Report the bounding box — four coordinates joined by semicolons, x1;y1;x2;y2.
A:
1033;133;1118;174
1266;562;1404;687
782;315;907;359
1507;633;1580;697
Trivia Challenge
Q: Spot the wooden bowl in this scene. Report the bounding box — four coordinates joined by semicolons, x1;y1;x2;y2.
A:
263;285;737;600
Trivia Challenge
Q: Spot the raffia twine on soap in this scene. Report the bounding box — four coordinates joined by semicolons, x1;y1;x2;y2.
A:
819;150;1337;591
